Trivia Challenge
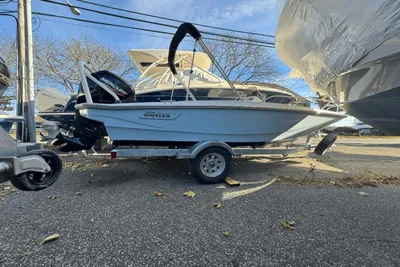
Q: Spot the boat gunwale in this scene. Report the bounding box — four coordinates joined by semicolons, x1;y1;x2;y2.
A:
75;102;346;118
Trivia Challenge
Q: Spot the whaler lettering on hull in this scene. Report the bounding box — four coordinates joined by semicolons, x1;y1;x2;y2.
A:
140;111;181;120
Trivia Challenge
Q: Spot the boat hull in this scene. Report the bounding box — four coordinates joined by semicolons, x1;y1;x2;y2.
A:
0;121;12;132
77;101;345;145
329;53;400;135
343;88;400;135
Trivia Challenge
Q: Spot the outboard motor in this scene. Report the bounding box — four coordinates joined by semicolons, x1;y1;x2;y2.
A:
77;70;135;105
54;70;135;152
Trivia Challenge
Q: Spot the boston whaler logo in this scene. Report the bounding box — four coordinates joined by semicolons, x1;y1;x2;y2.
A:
141;111;180;120
100;77;128;96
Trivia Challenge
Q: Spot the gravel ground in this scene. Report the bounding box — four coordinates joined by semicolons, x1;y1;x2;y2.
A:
0;137;399;266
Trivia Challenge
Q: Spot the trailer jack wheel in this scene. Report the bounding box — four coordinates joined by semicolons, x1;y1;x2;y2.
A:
10;150;62;191
314;133;337;156
190;147;232;184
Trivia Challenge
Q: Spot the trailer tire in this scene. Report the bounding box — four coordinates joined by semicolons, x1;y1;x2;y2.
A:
10;150;62;191
191;147;232;184
314;133;337;156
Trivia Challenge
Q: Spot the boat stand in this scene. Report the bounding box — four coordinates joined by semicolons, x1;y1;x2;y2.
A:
0;121;63;191
110;134;337;184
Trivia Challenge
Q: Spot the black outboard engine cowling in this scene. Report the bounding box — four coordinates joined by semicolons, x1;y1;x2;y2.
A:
77;70;135;104
54;70;135;152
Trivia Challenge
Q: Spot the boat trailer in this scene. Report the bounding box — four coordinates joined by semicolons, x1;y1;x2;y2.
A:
0;121;62;191
110;134;337;184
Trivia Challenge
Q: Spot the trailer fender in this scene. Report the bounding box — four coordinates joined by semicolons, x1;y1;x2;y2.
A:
189;141;236;159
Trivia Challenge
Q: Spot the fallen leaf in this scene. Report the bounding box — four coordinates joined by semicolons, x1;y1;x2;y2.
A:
357;191;369;197
145;169;151;173
90;218;94;223
76;192;82;196
47;195;57;200
90;174;95;177
11;189;16;192
281;221;296;230
213;203;222;209
41;233;60;244
2;186;11;190
155;190;164;197
223;231;230;237
55;255;64;261
309;163;316;173
100;188;105;190
183;191;196;198
101;164;109;168
225;177;241;187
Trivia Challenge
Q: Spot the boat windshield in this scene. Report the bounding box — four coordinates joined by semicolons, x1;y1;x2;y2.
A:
134;55;227;92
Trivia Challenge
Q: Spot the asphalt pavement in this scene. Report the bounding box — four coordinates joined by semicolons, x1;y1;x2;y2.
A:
0;138;399;267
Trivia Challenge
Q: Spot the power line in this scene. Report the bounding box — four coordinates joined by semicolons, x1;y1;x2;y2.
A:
40;17;194;44
33;12;275;48
40;0;275;46
0;0;15;5
77;0;275;39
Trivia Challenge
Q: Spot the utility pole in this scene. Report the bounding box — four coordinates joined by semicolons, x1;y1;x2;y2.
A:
17;0;26;141
24;0;36;142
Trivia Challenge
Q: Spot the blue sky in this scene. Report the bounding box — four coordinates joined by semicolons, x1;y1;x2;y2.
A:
0;0;311;96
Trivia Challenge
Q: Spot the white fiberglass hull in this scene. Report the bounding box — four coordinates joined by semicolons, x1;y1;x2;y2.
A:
76;101;345;145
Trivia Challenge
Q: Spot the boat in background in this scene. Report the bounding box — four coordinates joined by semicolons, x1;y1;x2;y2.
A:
129;49;309;106
276;0;400;135
0;57;14;133
0;57;9;99
0;111;13;132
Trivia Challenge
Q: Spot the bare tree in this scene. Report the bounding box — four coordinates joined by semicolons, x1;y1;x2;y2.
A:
34;33;138;93
206;34;280;84
0;32;139;110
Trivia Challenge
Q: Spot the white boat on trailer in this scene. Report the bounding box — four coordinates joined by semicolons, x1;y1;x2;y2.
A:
78;100;342;147
54;23;345;183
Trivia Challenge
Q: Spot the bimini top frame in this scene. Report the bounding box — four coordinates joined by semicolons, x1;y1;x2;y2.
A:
168;23;242;100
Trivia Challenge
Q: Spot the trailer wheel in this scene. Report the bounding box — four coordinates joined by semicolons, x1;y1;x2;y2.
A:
191;147;232;184
10;150;62;191
314;133;337;156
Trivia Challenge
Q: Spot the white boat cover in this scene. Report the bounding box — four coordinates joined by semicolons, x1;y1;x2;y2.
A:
275;0;400;95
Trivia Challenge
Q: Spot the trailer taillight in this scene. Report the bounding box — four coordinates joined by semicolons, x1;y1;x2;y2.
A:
110;151;117;159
